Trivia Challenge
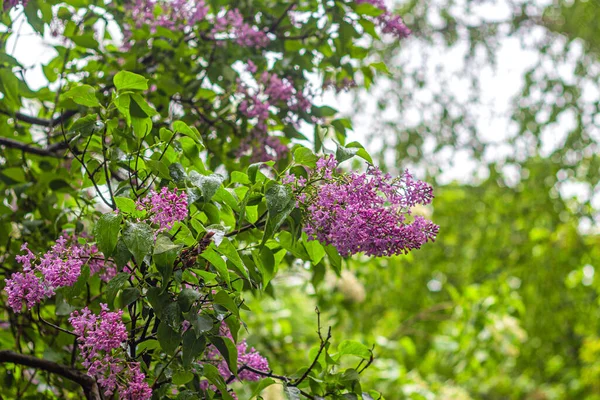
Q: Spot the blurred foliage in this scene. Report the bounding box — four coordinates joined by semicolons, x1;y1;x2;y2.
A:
243;1;600;399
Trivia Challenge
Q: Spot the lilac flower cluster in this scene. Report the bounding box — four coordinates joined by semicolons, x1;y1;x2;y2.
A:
5;234;116;313
213;8;270;48
236;72;312;161
356;0;412;39
136;187;188;231
124;0;209;32
293;156;438;257
200;324;269;395
69;305;152;399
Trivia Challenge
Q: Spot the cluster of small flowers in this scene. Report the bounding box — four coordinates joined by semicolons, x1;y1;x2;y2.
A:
213;8;270;48
236;72;311;161
200;323;269;395
136;187;188;231
124;0;209;32
5;234;116;313
291;155;439;257
356;0;412;39
69;305;152;399
3;0;27;10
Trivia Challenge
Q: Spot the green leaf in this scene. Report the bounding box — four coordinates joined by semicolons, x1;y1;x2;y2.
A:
213;290;239;319
189;314;213;338
354;3;385;17
63;84;100;107
69;115;102;136
24;1;45;34
325;245;342;275
203;364;234;400
114;94;131;126
266;184;293;214
0;68;20;107
199;246;230;285
146;159;171;180
335;142;359;163
189;171;225;202
370;61;391;75
182;330;206;368
251;378;277;397
178;288;201;312
284;386;302;400
114;197;137;214
93;212;122;257
163;302;183;329
173;121;203;145
106;273;129;308
123;222;154;264
294;147;318;168
172;371;194;385
113;239;132;269
154;235;181;255
113;71;148;91
217;239;247;279
146;287;170;319
157;322;180;354
337;340;371;360
313;105;338;118
304;239;326;265
346;142;373;164
209;336;238;376
119;287;140;308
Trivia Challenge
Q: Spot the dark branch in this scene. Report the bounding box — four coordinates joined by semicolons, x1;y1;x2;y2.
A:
0;109;77;127
0;137;68;158
0;350;101;400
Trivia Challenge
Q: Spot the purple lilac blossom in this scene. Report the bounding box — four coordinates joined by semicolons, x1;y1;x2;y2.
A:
136;187;188;231
200;323;269;394
4;235;116;313
125;0;209;32
236;71;311;161
213;8;269;48
356;0;411;39
69;305;152;399
297;156;438;257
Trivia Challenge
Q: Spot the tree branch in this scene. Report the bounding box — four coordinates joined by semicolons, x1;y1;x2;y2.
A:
0;350;101;400
0;137;68;158
0;109;77;127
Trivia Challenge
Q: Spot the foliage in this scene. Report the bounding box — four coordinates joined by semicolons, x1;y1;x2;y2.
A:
0;0;431;399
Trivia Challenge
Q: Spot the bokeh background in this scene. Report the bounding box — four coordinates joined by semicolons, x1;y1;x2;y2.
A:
242;1;600;399
6;0;600;399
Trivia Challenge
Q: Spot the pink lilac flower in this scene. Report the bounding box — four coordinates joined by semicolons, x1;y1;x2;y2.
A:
37;235;85;290
136;187;188;231
120;363;153;400
69;305;152;400
125;0;209;32
356;0;411;39
4;270;48;313
298;157;438;257
202;323;269;385
4;235;116;313
236;72;312;161
213;8;269;48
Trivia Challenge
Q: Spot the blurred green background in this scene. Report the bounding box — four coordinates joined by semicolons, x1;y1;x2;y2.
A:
242;1;600;399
